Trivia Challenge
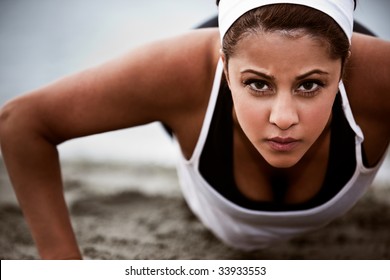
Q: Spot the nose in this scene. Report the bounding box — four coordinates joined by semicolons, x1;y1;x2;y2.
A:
269;94;299;130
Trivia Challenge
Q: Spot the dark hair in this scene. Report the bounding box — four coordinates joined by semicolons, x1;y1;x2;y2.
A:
219;3;355;75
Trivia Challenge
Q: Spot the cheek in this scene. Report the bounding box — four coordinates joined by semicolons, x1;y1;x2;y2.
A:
232;95;268;135
301;109;327;140
300;99;333;146
300;97;335;136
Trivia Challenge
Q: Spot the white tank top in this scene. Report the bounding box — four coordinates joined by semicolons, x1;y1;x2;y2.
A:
173;59;386;250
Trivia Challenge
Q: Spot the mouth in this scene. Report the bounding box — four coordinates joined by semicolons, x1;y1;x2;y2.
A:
266;137;300;152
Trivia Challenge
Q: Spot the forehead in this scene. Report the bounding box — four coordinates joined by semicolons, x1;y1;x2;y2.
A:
229;30;338;68
235;29;330;56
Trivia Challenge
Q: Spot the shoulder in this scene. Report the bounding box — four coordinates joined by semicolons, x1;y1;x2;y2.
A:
344;33;390;164
131;28;221;123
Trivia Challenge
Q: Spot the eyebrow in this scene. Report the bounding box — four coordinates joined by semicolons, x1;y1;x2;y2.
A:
296;69;330;80
241;69;330;81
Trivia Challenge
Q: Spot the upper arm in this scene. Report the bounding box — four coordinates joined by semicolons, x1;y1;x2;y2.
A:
346;33;390;121
344;33;390;164
1;29;219;144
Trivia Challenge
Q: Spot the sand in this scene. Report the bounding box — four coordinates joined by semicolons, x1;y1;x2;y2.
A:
1;159;390;260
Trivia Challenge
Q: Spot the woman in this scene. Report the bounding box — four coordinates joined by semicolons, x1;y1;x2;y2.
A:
0;0;389;259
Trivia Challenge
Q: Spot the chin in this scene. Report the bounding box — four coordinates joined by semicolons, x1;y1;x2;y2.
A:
264;154;303;169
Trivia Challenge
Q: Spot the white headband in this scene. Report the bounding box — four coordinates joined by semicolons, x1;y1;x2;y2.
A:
218;0;354;44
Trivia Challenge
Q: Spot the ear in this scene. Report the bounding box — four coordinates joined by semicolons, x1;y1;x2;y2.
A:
220;49;231;88
340;49;352;81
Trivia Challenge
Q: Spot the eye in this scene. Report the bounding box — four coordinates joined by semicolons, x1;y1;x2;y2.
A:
296;80;324;97
249;81;269;91
243;79;273;95
298;81;319;91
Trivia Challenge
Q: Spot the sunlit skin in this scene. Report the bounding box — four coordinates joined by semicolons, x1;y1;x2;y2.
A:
223;30;343;169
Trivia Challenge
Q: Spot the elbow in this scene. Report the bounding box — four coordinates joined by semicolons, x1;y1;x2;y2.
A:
0;95;64;152
0;96;45;150
0;98;26;149
0;99;18;144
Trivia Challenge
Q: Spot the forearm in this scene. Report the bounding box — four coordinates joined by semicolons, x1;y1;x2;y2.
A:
0;101;81;259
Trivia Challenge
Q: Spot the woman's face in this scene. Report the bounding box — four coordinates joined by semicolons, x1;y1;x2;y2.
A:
224;31;342;168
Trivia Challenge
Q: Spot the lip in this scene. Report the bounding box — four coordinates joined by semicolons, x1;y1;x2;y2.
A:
267;137;300;152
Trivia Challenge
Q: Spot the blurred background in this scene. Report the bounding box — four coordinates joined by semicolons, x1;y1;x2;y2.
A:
0;0;389;179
